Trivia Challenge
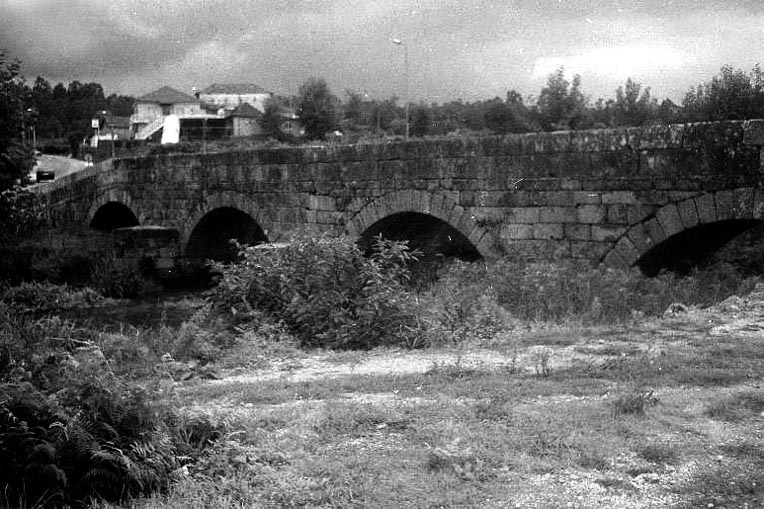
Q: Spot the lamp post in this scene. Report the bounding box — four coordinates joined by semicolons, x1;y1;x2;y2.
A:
391;37;410;139
26;109;36;151
101;110;115;159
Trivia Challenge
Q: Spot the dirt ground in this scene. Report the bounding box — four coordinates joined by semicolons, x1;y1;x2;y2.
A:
172;285;764;508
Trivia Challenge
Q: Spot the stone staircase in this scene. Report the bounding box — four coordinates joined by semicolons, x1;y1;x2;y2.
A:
135;116;165;140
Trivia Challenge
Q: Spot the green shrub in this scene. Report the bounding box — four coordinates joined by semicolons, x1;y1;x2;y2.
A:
0;187;50;243
210;234;420;349
0;303;220;507
1;281;103;313
611;387;658;417
485;260;758;324
705;391;764;421
417;261;514;346
90;254;156;298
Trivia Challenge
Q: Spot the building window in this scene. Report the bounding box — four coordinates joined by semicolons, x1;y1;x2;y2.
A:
161;104;171;115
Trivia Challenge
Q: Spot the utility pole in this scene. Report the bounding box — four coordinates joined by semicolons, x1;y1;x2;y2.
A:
391;37;410;139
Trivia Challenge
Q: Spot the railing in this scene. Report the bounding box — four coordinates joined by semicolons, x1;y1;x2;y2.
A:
135;116;165;140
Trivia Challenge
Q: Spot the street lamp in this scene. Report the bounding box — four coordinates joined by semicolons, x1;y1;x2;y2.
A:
391;37;410;139
26;108;36;152
101;110;115;158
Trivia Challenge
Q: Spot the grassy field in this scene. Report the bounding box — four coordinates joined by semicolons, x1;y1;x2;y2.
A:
130;291;764;508
4;249;764;508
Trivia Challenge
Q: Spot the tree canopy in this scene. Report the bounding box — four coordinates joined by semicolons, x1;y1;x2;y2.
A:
297;78;338;140
0;51;34;189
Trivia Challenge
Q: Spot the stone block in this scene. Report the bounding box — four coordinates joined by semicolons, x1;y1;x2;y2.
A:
626;205;654;225
315;210;344;224
501;224;534;240
733;187;755;219
572;191;602;204
448;205;465;226
614;236;640;265
626;222;653;254
544;190;575;206
476;233;499;259
533;223;564;240
656;204;683;237
602;191;639;204
418;192;433;215
539;206;576;223
592;224;627;243
472;208;504;227
644;217;667;244
695;193;717;223
564;224;591;241
606;204;628;224
458;212;480;239
714;189;734;220
577;204;606;224
507;207;540;223
676;199;699;228
302;194;336;211
560;179;582;190
468;226;488;248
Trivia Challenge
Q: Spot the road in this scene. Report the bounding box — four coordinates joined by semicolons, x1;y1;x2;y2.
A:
29;154;88;183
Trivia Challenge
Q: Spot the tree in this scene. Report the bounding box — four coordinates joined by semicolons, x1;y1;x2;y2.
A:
410;105;430;137
296;77;337;140
535;67;589;131
484;90;535;134
260;96;284;140
342;90;364;128
106;93;135;117
682;64;764;122
611;78;658;127
0;50;34;190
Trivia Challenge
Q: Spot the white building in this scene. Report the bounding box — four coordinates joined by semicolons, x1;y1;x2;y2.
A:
197;83;273;114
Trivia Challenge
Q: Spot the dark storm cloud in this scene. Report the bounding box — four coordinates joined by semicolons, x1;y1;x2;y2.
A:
2;0;763;102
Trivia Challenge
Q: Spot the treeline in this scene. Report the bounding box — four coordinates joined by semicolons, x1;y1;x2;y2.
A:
329;64;764;139
20;77;135;154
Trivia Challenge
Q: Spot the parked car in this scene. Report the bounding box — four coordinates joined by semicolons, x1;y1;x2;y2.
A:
36;169;55;182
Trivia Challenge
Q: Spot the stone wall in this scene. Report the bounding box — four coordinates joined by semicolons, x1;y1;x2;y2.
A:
38;120;764;268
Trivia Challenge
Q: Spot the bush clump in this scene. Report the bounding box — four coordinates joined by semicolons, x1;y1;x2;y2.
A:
483;260;758;324
1;281;104;313
0;298;219;508
211;234;421;349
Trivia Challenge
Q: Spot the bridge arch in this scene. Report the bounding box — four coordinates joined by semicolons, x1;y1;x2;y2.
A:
185;207;268;264
87;190;141;231
345;190;498;260
603;187;764;274
183;191;273;261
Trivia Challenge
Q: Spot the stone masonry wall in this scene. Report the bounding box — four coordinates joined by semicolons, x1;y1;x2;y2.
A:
39;120;764;266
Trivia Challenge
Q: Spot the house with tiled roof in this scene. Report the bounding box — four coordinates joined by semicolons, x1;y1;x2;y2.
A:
130;86;216;140
229;102;264;137
197;83;273;114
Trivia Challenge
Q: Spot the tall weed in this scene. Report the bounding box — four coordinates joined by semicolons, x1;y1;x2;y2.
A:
90;254;156;298
0;297;219;508
210;234;421;349
486;260;758;324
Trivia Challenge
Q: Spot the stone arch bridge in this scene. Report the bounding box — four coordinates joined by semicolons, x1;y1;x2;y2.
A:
37;119;764;277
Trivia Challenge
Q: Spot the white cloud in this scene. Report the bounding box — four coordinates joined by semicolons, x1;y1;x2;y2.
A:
531;43;694;82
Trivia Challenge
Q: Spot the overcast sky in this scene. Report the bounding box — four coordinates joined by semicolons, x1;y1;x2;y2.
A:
2;0;763;104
